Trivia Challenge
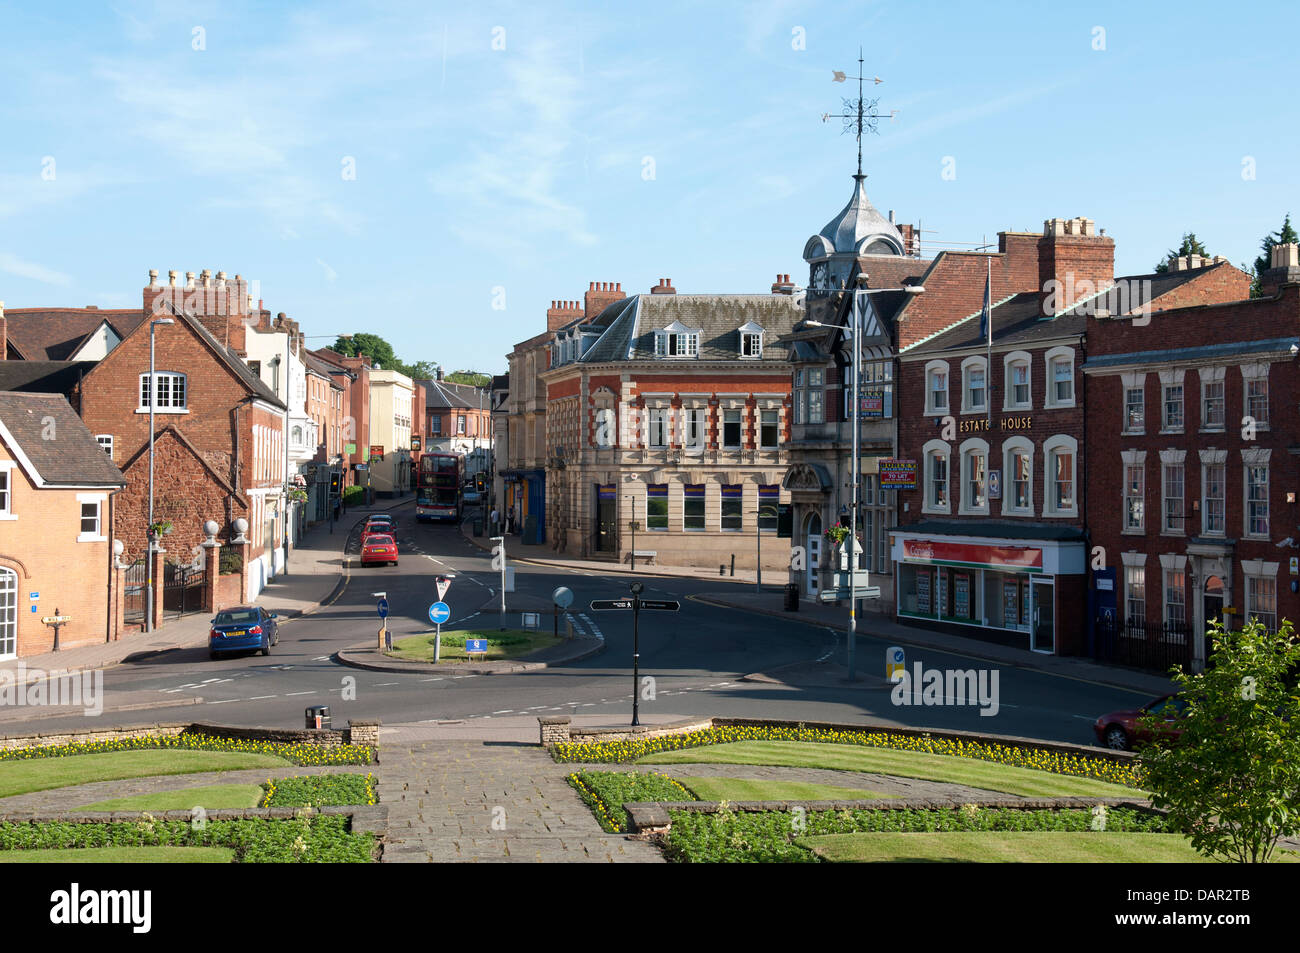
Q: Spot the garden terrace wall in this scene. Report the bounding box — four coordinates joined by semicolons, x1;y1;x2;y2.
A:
0;719;381;752
540;716;714;745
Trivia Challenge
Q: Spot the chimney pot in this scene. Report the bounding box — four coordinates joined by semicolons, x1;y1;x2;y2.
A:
185;271;196;289
589;282;595;290
168;270;178;287
1270;243;1300;269
148;268;159;287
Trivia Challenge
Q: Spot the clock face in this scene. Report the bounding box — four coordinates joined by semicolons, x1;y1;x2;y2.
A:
811;262;830;291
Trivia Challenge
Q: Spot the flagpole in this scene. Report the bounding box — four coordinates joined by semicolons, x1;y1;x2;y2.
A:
985;256;993;428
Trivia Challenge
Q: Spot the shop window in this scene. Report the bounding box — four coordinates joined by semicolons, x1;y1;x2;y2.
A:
758;486;779;532
647;484;668;531
721;485;743;531
683;484;705;531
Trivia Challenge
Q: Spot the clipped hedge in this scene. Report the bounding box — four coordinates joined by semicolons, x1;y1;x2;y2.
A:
0;733;374;767
552;724;1141;789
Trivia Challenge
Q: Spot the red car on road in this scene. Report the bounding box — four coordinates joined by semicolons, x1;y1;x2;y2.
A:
361;533;399;567
1094;693;1188;750
360;521;391;543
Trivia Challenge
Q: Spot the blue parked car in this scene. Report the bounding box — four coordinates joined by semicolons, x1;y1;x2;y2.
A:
208;606;279;660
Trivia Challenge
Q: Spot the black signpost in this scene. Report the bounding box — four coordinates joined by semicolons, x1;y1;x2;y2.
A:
590;585;680;726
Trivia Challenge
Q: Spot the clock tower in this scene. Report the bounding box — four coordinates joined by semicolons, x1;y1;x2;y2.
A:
803;173;906;297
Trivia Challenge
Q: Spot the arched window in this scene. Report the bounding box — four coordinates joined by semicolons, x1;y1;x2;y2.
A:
922;439;951;514
958;437;990;515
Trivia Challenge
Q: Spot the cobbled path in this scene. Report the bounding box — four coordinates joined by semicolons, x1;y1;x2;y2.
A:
376;741;663;863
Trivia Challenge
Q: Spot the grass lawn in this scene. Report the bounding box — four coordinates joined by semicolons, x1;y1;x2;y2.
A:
0;751;290;799
0;846;235;863
388;627;563;663
799;831;1297;863
679;777;885;801
79;783;265;812
639;741;1141;798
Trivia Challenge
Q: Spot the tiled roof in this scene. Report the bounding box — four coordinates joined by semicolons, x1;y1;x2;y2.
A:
580;294;803;364
0;392;125;487
0;360;95;397
4;308;145;361
904;292;1083;354
302;349;343;384
1055;266;1221;318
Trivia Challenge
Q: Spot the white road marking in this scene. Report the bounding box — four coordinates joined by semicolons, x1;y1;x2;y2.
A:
420;677;442;682
248;695;278;700
492;710;514;715
374;682;399;687
200;678;223;684
285;691;317;697
312;656;330;661
206;698;239;705
1072;714;1096;721
526;705;547;711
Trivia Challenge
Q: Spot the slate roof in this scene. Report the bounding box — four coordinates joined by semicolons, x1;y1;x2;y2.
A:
4;308;146;361
1056;263;1234;319
0;392;125;487
0;360;95;398
580;294;803;364
906;292;1082;355
419;378;487;410
302;349;344;385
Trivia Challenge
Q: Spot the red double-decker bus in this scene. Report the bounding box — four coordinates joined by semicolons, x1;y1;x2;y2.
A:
417;454;462;522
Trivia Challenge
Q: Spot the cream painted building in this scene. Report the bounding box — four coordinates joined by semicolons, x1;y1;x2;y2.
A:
368;368;414;495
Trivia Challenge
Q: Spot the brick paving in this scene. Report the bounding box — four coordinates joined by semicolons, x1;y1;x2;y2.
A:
376;740;663;863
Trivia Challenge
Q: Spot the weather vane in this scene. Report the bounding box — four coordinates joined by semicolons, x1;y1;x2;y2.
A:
822;48;896;178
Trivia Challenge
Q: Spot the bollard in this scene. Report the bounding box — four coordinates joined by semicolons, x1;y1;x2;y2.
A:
306;705;331;730
730;554;735;576
719;564;725;576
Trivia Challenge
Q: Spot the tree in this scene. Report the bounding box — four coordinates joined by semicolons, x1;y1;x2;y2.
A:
1248;213;1298;297
407;360;440;381
1137;618;1300;863
1153;232;1211;274
446;370;490;387
330;333;399;370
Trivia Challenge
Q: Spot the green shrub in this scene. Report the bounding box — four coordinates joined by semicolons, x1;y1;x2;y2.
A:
219;549;243;576
0;733;374;767
0;815;374;863
568;771;693;832
343;486;364;506
262;773;376;807
663;806;1174;863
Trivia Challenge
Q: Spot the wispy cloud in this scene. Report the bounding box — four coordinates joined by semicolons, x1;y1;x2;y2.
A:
0;252;73;286
316;258;338;282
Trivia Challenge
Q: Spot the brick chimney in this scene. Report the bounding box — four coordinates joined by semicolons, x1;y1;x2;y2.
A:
546;299;582;332
770;273;796;294
650;278;676;295
1259;242;1300;296
1038;217;1115;316
583;281;624;320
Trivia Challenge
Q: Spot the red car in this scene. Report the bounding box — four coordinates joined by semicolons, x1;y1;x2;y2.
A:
360;521;390;543
361;533;399;567
1094;693;1188;750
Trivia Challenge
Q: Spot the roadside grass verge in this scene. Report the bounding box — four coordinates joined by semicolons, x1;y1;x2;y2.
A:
798;831;1297;863
0;752;289;800
80;784;264;813
677;777;886;802
389;628;562;663
664;805;1174;863
0;846;236;863
639;741;1140;799
551;724;1140;789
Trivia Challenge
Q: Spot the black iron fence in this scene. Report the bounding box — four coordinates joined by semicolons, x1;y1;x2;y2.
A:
163;559;206;617
1092;616;1194;673
123;560;146;625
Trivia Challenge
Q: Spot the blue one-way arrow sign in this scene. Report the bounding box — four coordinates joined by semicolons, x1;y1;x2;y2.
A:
428;602;451;625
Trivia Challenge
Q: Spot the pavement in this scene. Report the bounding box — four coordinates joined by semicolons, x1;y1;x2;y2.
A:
0;494;414;685
459;519;1176;698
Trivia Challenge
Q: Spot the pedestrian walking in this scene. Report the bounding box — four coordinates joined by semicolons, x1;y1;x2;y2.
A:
490;506;500;535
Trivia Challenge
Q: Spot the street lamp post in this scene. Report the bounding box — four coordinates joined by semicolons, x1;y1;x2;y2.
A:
751;506;777;593
808;280;924;680
145;316;174;634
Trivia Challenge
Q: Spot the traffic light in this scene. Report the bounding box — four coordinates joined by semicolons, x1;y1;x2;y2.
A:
475;473;487;493
329;471;341;496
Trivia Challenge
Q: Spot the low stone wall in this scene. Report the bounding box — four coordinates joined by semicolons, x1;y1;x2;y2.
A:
539;716;714;746
0;720;381;752
538;714;1131;765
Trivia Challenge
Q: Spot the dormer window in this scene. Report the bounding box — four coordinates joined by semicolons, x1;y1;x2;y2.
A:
654;320;700;358
738;321;764;359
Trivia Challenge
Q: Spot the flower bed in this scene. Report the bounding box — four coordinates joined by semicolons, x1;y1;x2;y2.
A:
568;771;693;833
262;773;377;807
552;724;1140;789
0;733;374;767
664;804;1173;863
0;814;374;863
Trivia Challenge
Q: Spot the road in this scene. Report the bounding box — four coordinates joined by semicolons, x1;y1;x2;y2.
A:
1;515;1152;745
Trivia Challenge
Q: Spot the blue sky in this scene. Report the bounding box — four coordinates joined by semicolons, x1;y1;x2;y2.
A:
1;0;1296;376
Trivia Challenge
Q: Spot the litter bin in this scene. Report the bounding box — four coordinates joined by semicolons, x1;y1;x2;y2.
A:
473;517;483;536
306;705;331;730
783;583;799;612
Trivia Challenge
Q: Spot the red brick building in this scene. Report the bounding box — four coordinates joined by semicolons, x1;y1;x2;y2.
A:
539;278;801;568
1083;246;1294;671
310;348;371;491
